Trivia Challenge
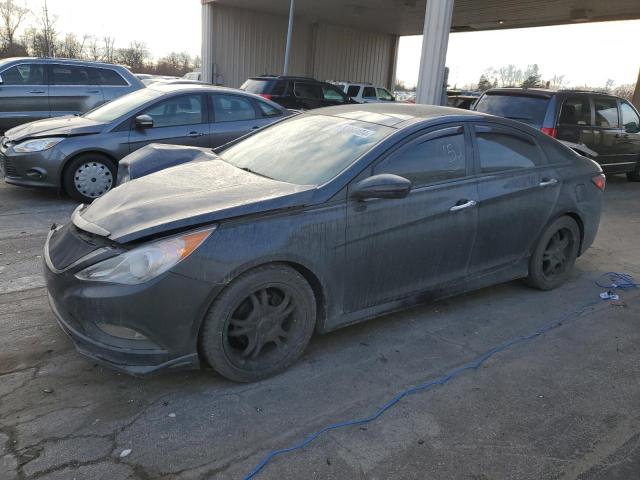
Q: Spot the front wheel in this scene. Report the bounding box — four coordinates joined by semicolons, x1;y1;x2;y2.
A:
525;216;580;291
62;153;116;203
199;264;317;382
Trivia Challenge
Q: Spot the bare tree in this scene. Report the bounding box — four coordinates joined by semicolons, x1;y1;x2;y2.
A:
86;35;101;61
0;0;28;55
58;32;87;58
38;0;56;56
116;41;148;71
102;35;116;63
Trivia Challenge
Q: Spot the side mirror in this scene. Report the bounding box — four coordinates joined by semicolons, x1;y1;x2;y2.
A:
351;174;411;200
135;114;153;129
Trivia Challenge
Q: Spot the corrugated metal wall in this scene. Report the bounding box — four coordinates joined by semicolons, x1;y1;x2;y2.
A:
209;4;396;88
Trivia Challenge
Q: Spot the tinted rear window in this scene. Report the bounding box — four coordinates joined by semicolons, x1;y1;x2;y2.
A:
474;93;549;127
241;79;285;96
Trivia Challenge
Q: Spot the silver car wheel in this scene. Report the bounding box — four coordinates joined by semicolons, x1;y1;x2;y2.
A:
73;162;113;199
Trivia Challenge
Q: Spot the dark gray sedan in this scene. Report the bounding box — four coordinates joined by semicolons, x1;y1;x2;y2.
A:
1;84;290;202
44;104;604;382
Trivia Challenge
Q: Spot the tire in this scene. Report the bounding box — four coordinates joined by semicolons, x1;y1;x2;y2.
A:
525;216;580;291
62;153;116;203
627;162;640;182
199;264;317;383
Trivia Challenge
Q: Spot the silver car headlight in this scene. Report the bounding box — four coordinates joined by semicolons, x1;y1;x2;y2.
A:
14;137;64;153
75;226;216;285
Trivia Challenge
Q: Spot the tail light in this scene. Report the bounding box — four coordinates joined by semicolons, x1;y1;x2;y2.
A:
541;127;557;138
591;174;606;191
258;93;272;100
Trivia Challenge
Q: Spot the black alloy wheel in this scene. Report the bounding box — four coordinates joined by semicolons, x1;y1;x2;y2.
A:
525;216;580;291
200;264;316;382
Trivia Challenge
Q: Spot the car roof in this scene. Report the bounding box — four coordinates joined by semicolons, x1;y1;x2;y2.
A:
310;103;487;128
0;56;129;69
484;87;623;100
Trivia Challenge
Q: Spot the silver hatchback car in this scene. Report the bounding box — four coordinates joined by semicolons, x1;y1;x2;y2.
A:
0;57;144;133
0;84;291;202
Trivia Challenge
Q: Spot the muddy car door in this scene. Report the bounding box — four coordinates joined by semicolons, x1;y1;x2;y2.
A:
344;124;478;312
468;122;560;275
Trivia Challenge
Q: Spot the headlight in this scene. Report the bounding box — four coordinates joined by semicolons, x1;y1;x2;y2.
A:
75;226;216;285
14;137;64;153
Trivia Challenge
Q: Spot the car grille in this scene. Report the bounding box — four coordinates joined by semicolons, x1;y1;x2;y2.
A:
48;223;103;271
1;155;19;177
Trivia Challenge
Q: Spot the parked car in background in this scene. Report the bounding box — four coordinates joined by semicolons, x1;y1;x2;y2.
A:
183;71;201;81
334;82;395;103
135;73;180;86
0;57;143;133
240;75;351;110
473;88;640;180
0;84;290;202
447;90;481;110
44;103;604;382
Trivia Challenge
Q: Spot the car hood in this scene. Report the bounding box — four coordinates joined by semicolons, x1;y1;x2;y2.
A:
5;116;105;142
73;159;316;243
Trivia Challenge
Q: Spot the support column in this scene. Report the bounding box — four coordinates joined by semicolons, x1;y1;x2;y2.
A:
387;35;400;91
632;67;640;111
201;1;215;84
415;0;454;105
283;0;295;75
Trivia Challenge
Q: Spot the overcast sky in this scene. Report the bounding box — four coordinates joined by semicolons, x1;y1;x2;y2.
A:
24;1;640;89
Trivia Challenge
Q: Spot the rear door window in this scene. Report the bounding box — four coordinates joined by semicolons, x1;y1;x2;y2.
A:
1;63;45;85
559;97;591;125
374;127;467;187
50;64;92;85
212;94;256;122
476;127;543;173
96;68;128;86
293;82;322;99
593;98;619;128
363;87;376;99
620;101;640;133
240;79;285;96
474;93;549;127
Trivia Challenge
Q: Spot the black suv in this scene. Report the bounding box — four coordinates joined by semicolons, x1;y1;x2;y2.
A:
240;75;351;110
473;88;640;181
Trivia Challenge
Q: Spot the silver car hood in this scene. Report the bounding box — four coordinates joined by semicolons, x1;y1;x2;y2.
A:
4;116;105;142
73;159;316;243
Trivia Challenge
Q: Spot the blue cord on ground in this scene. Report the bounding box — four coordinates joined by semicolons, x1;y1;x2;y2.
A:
243;273;636;480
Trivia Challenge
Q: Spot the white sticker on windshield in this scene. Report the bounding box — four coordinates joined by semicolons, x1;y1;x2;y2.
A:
339;124;375;138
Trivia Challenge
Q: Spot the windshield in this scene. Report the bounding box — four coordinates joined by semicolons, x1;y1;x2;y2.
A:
474;93;549;127
84;88;162;122
219;114;394;185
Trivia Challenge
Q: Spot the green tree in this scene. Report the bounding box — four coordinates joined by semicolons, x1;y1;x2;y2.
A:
477;74;493;91
521;64;542;88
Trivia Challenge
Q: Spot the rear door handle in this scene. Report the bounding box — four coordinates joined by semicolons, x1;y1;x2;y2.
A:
251;126;260;130
450;199;477;212
86;89;100;93
187;132;205;137
539;178;559;187
29;89;45;94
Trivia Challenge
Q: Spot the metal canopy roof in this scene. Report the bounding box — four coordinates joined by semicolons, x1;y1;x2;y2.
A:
204;0;640;35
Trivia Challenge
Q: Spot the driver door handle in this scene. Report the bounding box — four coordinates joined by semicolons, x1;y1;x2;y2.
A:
187;131;205;137
450;199;477;212
29;89;45;94
539;178;559;187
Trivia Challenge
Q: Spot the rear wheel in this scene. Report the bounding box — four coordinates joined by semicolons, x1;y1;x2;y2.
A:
62;153;116;203
199;264;317;382
627;161;640;182
525;216;580;291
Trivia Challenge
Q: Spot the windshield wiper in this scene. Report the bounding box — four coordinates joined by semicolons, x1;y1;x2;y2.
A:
239;167;273;180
